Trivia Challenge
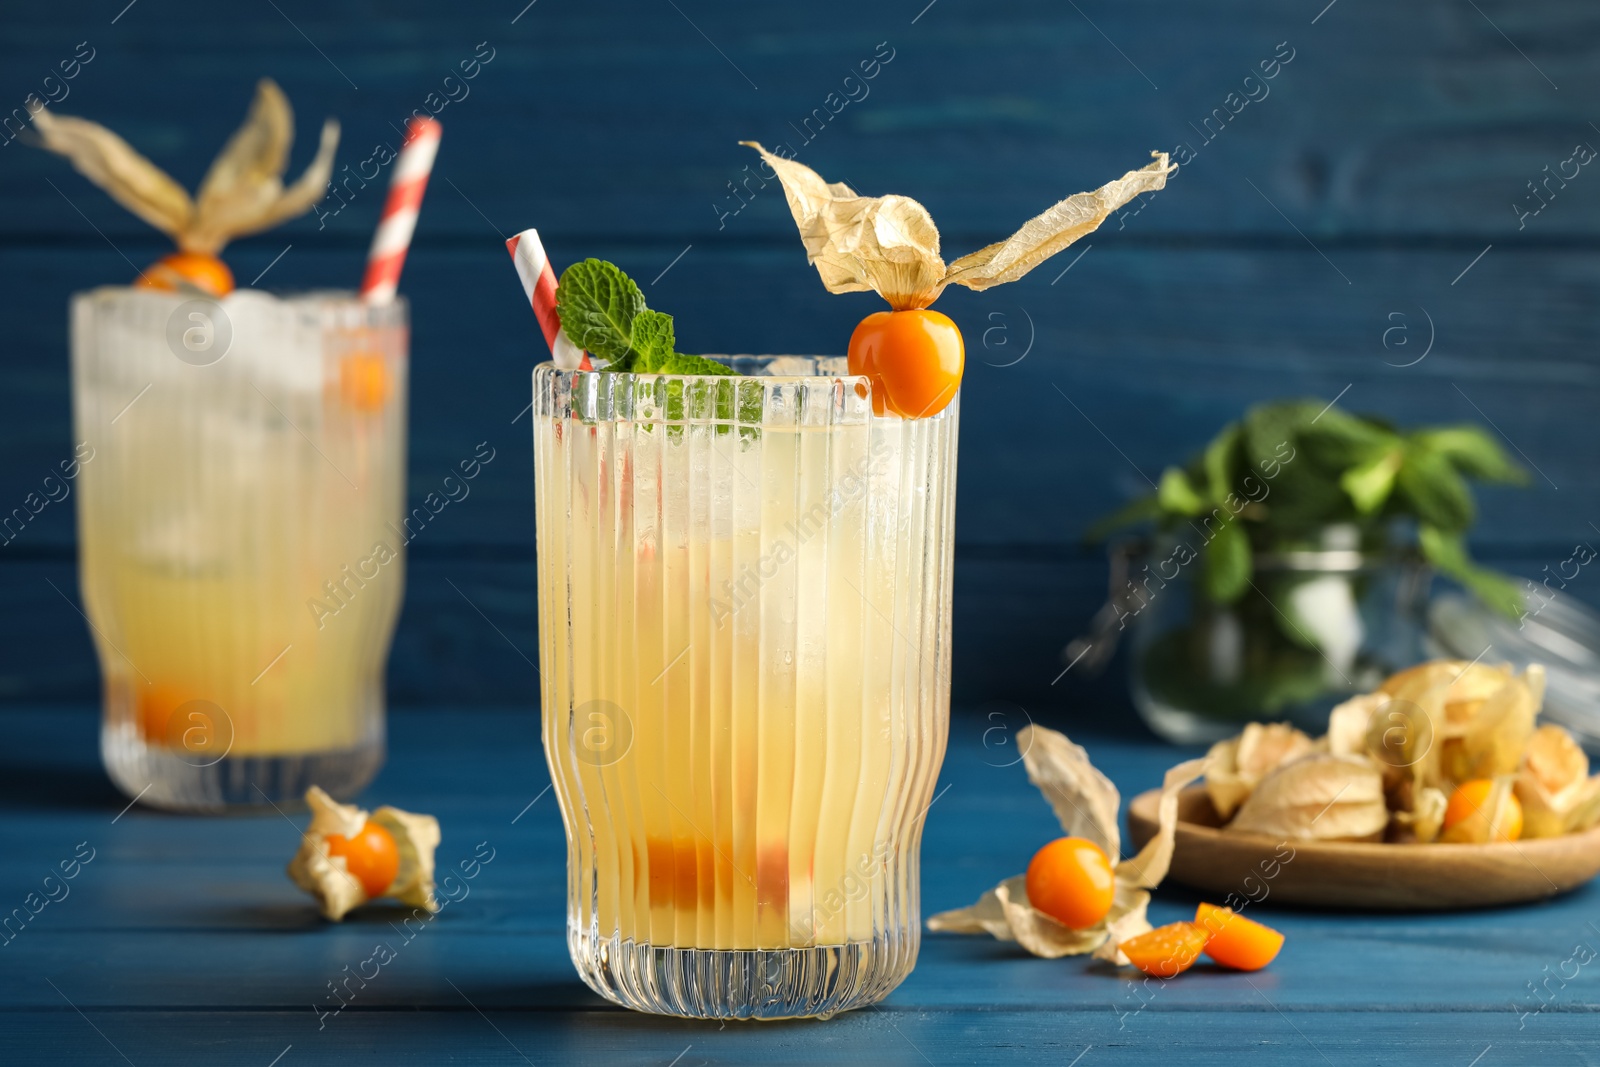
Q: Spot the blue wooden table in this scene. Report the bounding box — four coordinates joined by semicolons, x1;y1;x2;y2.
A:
5;705;1595;1065
6;1;1600;1061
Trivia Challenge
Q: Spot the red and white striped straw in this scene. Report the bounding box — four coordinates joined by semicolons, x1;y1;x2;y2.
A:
506;227;587;368
360;117;442;304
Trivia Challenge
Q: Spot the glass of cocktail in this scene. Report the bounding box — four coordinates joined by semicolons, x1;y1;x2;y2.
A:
75;289;407;809
534;356;958;1018
516;140;1170;1018
33;82;441;811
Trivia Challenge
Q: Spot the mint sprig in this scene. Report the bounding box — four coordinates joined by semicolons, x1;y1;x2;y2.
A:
555;259;645;364
555;259;738;376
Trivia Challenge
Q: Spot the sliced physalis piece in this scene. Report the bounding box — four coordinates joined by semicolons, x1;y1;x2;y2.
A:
339;352;391;411
1441;777;1523;843
926;725;1207;963
287;786;440;921
1195;902;1284;971
1119;921;1211;978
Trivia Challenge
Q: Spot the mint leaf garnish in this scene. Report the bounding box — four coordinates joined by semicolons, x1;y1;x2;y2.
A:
630;309;676;371
556;259;645;364
555;258;740;377
660;352;738;376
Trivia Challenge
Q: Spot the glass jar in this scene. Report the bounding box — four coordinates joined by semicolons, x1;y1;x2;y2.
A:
1126;528;1430;744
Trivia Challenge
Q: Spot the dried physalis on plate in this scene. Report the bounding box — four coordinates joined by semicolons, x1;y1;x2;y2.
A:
1204;722;1314;820
1227;753;1389;842
32;79;338;295
1516;724;1600;838
287;787;440;922
1378;660;1543;785
927;726;1206;964
1191;658;1600;846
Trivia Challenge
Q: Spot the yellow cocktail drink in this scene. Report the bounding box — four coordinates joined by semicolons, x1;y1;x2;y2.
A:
535;357;957;1018
74;289;407;809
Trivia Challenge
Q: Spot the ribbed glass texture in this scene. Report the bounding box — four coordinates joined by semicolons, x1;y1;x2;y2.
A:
533;356;958;1019
72;288;407;810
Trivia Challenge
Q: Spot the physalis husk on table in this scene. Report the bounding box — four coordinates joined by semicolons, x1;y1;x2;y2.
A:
287;787;440;922
927;726;1206;963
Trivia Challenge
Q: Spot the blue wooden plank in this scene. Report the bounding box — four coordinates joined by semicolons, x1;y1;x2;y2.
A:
0;246;1594;555
2;1009;1587;1067
2;1;1599;241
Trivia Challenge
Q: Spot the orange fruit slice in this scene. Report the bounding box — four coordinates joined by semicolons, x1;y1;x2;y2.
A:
1120;921;1211;978
1196;902;1284;971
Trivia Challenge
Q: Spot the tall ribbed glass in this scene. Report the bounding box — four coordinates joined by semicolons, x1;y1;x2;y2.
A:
72;288;407;810
533;356;958;1019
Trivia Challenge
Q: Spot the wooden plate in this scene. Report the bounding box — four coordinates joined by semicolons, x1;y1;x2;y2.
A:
1127;786;1600;910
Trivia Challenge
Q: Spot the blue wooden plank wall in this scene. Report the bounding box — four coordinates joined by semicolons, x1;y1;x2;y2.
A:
2;0;1597;715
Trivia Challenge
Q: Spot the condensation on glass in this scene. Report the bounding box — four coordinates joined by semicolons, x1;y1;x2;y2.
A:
73;288;407;810
533;357;958;1019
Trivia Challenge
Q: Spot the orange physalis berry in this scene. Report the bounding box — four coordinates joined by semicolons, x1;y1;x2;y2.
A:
1195;902;1284;971
325;820;401;898
847;308;964;419
1024;836;1116;930
1119;921;1211;978
1443;778;1523;842
135;251;235;297
138;683;191;748
339;353;391;412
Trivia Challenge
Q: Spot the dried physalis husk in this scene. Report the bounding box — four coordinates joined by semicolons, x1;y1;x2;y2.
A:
1326;693;1381;758
1204;722;1315;820
1448;666;1544;784
1227;753;1388;841
1515;724;1600;838
1012;722;1123;860
33;79;339;256
287;786;440;922
1395;786;1449;843
744;142;1173;310
1379;660;1526;787
926;725;1206;963
1363;692;1438;795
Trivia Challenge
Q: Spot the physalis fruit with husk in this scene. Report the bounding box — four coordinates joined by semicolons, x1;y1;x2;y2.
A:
287;787;440;922
1197;658;1600;846
927;725;1206;963
32;79;338;296
745;143;1173;419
